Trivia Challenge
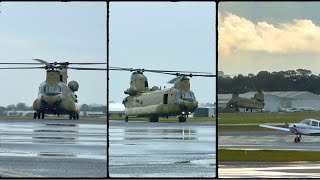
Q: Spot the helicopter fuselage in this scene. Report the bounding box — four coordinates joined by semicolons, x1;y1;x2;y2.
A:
122;87;198;117
33;82;79;115
32;70;80;119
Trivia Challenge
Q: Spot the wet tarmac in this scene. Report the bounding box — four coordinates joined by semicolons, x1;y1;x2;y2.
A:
219;130;320;178
219;130;320;151
0;118;107;177
219;161;320;178
109;120;216;178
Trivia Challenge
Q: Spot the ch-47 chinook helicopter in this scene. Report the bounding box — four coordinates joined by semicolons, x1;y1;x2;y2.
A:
0;59;107;120
225;91;265;112
110;67;216;122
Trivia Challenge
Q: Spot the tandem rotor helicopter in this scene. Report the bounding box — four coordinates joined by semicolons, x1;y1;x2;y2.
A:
225;91;265;112
110;67;216;122
0;59;107;120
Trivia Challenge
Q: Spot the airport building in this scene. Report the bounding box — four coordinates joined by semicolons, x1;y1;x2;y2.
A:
193;107;215;117
108;102;125;117
218;91;320;112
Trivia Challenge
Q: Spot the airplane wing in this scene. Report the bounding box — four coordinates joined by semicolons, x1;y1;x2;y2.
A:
259;125;290;132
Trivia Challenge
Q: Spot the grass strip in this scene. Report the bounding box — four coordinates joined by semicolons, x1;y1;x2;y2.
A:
219;149;320;162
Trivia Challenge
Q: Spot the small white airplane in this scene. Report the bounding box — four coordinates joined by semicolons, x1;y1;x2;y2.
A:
259;118;320;143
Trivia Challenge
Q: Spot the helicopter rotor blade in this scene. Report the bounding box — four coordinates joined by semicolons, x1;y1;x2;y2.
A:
68;67;108;71
168;76;184;84
0;63;42;65
68;63;107;65
33;59;51;66
109;66;212;74
0;67;45;69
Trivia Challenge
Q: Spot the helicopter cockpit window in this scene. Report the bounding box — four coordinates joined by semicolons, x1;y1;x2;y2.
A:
41;84;62;94
177;91;195;101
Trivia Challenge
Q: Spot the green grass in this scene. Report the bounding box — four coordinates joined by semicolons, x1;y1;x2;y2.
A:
110;116;216;122
219;149;320;162
218;111;320;124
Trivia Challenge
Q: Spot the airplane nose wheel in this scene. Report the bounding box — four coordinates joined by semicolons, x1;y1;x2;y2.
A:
294;135;301;143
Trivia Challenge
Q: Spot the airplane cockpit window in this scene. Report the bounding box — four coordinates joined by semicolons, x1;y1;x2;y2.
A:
312;121;319;127
41;84;62;94
301;119;311;125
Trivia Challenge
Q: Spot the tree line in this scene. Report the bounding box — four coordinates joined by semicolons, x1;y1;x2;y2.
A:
218;69;320;94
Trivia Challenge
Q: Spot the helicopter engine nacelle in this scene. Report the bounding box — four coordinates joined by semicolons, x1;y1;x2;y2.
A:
124;72;149;95
150;86;160;91
68;81;79;92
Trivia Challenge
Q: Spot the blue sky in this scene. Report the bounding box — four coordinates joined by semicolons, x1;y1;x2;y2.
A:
0;2;106;107
109;2;216;104
219;2;320;76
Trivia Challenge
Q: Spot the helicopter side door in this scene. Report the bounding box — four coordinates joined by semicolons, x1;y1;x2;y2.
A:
163;93;169;115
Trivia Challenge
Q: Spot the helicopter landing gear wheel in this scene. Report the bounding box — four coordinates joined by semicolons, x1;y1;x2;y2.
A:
125;116;128;122
37;112;41;119
75;113;79;120
41;113;45;119
69;113;72;120
178;116;186;123
149;115;158;122
33;112;37;119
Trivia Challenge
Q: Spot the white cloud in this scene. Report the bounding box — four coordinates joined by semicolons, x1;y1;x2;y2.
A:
219;13;320;55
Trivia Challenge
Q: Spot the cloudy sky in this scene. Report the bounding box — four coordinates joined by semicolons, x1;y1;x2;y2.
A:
109;2;216;104
0;2;106;107
219;2;320;76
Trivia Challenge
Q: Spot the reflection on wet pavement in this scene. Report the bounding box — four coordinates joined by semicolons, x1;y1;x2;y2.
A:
0;122;107;159
109;121;216;178
219;131;320;151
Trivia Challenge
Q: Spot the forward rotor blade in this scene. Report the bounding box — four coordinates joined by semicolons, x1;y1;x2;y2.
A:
168;76;184;84
68;62;107;65
33;59;51;66
0;67;44;69
0;63;42;65
109;67;212;74
190;74;216;77
68;67;108;71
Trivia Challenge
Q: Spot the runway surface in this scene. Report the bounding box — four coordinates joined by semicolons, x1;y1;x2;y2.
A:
219;130;320;151
219;129;320;178
109;120;216;178
0;118;107;178
219;161;320;178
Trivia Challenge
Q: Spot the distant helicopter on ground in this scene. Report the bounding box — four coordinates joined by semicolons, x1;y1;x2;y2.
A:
110;67;216;122
0;59;107;119
225;91;265;112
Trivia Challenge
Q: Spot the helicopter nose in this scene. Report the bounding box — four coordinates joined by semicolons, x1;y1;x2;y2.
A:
178;100;198;114
41;94;63;106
